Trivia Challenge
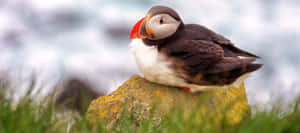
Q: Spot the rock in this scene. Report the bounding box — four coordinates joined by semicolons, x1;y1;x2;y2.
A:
86;75;250;127
55;79;103;115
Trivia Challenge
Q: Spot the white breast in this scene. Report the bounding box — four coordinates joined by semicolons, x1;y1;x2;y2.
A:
130;39;186;86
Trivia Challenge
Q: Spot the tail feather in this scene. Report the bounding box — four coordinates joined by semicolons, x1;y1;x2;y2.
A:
243;63;263;73
203;62;262;85
225;63;262;84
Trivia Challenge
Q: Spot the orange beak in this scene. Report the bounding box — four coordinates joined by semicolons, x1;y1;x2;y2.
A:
130;16;147;39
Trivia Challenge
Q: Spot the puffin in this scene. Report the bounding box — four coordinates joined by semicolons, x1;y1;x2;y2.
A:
129;5;262;92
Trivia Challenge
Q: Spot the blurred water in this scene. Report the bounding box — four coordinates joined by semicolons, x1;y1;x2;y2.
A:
0;0;299;106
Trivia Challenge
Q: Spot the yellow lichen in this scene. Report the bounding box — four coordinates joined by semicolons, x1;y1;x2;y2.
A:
86;75;250;127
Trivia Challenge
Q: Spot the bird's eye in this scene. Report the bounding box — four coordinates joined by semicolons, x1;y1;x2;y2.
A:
159;18;163;24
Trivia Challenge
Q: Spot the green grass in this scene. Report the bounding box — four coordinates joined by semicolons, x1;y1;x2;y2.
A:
0;82;299;133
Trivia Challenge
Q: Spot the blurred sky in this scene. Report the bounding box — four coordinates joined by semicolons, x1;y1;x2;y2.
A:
0;0;299;106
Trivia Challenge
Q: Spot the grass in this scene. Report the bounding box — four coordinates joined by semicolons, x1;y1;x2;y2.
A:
0;82;299;133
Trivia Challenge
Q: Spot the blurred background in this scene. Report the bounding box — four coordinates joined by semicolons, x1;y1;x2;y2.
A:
0;0;299;108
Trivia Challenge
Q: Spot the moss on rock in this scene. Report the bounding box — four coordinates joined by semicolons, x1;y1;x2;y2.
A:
86;75;250;127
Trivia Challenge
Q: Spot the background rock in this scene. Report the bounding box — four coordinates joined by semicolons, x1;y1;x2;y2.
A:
87;75;251;127
55;78;104;115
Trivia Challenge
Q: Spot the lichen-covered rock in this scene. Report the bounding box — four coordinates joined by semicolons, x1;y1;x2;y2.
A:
87;75;250;127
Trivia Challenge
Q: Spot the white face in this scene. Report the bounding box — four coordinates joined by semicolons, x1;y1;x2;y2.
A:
147;14;181;40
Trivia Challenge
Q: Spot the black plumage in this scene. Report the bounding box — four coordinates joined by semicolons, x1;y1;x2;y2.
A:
143;18;262;85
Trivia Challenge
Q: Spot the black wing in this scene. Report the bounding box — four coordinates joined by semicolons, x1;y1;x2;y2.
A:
162;39;224;75
161;39;262;85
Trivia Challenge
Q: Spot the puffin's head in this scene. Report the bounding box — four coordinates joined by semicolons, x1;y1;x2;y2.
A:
130;6;182;40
